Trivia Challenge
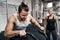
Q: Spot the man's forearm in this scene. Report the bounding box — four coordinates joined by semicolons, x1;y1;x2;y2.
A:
33;21;41;29
4;30;20;37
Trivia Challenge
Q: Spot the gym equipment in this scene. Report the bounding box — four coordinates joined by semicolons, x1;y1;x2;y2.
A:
26;32;38;40
0;24;46;40
9;32;38;40
26;24;46;40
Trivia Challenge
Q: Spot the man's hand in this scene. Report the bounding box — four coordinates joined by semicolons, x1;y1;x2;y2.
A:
19;30;26;37
40;27;45;30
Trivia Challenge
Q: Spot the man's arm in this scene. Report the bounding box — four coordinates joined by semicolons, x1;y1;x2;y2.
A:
29;15;44;30
4;16;20;37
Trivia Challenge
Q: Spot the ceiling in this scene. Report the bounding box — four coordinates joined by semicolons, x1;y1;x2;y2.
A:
42;0;60;2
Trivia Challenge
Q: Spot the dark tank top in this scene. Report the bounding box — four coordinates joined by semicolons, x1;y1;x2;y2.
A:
46;16;56;31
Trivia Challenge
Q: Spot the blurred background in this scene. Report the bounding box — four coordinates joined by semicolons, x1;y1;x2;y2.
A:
0;0;60;33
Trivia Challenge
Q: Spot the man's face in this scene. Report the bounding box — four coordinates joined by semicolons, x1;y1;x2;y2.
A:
19;9;28;21
48;9;53;15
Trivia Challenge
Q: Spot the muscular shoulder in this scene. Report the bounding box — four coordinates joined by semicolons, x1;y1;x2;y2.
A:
28;14;32;19
8;16;16;23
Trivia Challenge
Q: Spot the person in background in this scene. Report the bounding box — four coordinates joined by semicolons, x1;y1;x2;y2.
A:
44;7;59;40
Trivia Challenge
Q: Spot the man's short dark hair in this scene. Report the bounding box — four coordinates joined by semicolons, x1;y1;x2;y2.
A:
18;2;29;13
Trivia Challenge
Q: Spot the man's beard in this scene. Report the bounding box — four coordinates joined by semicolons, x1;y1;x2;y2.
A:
21;18;26;21
18;16;26;21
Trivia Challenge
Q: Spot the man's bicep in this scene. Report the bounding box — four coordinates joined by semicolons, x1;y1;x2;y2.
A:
6;21;13;31
28;14;35;23
5;17;14;32
30;16;36;24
